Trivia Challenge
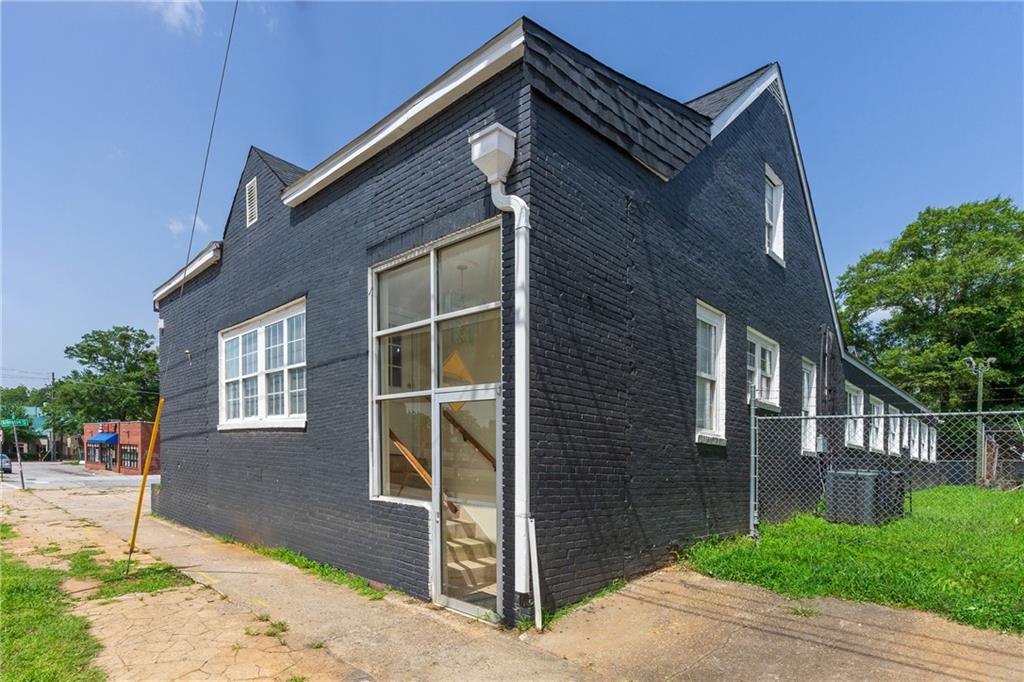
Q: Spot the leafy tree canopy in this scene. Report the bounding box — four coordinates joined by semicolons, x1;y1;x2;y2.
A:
44;326;159;433
0;385;49;408
836;197;1024;411
0;403;44;452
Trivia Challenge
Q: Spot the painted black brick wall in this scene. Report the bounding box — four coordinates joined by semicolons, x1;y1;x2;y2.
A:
156;65;531;604
525;87;900;610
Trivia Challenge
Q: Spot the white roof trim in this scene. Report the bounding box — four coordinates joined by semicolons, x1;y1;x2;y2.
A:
844;353;928;412
152;241;222;309
709;66;781;140
282;21;526;207
711;65;928;414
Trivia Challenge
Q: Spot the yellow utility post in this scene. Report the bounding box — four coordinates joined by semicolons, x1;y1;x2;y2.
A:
125;397;164;575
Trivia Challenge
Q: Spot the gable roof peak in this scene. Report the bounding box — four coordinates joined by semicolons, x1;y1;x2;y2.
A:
250;146;308;187
686;63;778;119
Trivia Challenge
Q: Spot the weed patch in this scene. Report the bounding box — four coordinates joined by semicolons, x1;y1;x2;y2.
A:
686;486;1024;633
531;579;627;631
0;523;16;540
64;549;191;599
0;552;103;681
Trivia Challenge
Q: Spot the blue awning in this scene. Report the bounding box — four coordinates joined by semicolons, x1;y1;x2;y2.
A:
87;432;118;445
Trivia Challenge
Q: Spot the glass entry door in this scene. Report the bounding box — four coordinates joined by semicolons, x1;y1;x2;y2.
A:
433;391;499;617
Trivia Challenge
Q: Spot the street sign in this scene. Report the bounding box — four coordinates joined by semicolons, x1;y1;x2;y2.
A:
0;419;29;427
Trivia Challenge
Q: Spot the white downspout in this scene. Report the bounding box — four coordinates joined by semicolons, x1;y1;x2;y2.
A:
469;123;532;597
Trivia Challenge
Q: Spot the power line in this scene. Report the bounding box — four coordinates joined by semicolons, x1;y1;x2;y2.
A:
178;0;240;300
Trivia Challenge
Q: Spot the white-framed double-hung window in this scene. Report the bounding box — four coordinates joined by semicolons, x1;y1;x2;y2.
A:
887;405;901;455
746;329;779;408
764;164;784;263
800;359;817;453
219;299;306;430
909;418;921;459
695;301;726;443
868;396;885;452
844;383;864;446
928;424;937;462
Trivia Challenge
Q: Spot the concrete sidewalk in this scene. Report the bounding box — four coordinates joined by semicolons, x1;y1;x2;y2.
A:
32;488;588;681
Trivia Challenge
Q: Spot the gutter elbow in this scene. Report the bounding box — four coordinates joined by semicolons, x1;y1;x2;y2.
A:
489;182;530;231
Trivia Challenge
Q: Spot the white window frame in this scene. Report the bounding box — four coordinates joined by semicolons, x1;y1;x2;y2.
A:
800;358;817;454
695;300;727;444
764;164;784;265
746;328;780;409
245;177;258;227
368;219;501;507
928;424;937;463
909;418;921;460
844;382;864;447
218;298;306;430
887;405;901;456
868;396;885;452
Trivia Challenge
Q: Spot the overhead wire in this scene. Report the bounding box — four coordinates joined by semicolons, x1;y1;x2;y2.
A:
177;0;240;300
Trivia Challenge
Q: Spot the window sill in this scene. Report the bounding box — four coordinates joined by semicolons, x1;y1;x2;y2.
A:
218;417;307;431
750;399;781;413
369;494;431;511
696;432;727;447
766;250;786;268
800;449;819;457
870;446;886;454
844;441;865;450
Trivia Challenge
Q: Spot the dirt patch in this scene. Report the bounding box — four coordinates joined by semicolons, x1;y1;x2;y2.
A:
530;567;1024;681
62;577;101;598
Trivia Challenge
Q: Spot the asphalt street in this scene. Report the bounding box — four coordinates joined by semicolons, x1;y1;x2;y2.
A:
0;460;160;490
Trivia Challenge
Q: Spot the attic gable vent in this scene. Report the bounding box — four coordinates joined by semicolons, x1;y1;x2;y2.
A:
767;80;785;112
245;177;258;227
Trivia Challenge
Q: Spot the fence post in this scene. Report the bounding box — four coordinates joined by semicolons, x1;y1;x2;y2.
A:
749;384;758;540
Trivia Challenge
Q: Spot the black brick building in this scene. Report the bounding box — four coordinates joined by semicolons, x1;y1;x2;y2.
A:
153;18;928;623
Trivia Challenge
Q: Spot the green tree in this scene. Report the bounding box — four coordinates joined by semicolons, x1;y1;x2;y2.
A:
0;403;44;455
0;385;49;407
44;326;160;433
836;197;1024;411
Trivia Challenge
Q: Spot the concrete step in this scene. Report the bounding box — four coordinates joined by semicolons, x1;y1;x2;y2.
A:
445;536;495;563
445;555;497;589
445;518;479;539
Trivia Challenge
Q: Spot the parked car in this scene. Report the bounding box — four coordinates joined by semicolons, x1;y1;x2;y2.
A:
1;454;12;474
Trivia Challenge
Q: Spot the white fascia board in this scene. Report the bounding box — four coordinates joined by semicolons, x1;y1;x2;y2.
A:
843;353;929;413
282;21;526;207
711;66;928;414
709;65;781;140
152;241;222;309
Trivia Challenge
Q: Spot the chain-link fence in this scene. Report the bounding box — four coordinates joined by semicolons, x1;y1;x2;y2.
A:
753;411;1024;530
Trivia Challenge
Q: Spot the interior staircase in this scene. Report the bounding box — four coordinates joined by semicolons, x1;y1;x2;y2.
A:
444;516;497;599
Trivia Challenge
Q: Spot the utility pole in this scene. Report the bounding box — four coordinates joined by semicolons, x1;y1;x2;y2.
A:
964;357;995;483
49;372;56;462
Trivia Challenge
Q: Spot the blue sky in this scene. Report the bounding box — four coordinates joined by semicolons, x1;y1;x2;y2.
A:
2;1;1021;386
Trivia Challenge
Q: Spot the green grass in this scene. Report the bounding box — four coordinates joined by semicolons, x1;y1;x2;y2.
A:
526;578;628;631
686;486;1024;633
216;536;385;600
0;523;16;540
0;552;104;681
64;549;192;600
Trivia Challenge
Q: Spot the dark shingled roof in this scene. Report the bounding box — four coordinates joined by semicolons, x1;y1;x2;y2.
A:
686;63;775;119
521;18;710;181
253;147;307;186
